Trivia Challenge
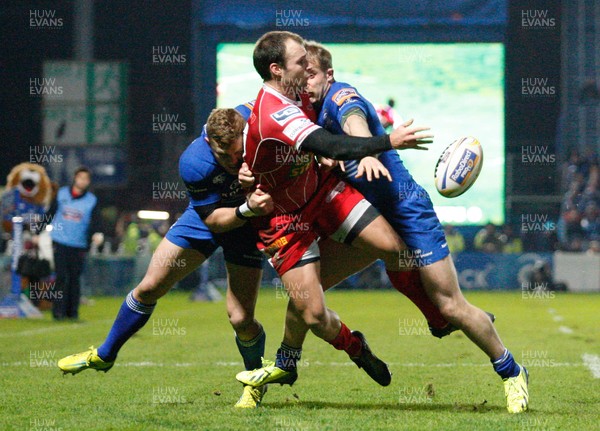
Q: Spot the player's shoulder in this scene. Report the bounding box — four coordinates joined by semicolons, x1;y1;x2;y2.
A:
328;82;362;107
257;94;305;129
87;190;98;201
179;128;220;183
234;100;255;122
58;186;70;197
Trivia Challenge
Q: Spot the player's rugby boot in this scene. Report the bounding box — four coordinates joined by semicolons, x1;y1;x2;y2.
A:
236;359;298;387
349;331;391;386
503;366;529;413
234;385;268;408
58;346;114;375
429;311;496;338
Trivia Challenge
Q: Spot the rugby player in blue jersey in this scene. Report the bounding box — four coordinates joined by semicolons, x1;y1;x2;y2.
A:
237;41;528;414
56;101;402;409
57;105;276;408
301;42;529;413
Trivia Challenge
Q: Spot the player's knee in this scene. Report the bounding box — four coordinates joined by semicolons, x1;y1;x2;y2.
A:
438;299;463;323
134;276;168;303
301;306;328;329
228;310;255;332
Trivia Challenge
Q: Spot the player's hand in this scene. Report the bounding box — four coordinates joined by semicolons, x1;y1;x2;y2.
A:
389;118;433;150
238;162;255;189
318;156;338;171
356;157;392;182
247;186;274;216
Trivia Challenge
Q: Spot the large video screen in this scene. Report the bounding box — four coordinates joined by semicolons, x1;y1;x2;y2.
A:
217;43;505;225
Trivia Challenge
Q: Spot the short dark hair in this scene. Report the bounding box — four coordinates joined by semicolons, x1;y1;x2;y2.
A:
253;31;305;81
305;41;333;72
74;166;91;177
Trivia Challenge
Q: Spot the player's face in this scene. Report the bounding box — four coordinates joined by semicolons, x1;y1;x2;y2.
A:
281;39;308;94
210;136;244;175
306;60;331;105
73;171;91;191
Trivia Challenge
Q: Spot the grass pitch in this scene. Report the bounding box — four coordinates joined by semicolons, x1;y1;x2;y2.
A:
1;289;599;431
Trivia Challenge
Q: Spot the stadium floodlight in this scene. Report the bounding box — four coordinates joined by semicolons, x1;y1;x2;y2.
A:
137;210;170;220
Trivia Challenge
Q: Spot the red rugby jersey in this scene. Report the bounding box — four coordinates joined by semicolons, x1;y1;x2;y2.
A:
244;84;321;215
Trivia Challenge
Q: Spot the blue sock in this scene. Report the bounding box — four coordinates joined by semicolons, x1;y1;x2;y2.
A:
235;326;266;370
97;291;155;362
492;348;521;379
275;343;302;371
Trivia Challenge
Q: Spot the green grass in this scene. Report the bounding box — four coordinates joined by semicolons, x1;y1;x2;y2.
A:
1;290;599;430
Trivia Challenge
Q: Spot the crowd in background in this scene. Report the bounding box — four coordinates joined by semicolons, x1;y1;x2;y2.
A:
3;149;599;259
444;223;526;254
558;147;600;253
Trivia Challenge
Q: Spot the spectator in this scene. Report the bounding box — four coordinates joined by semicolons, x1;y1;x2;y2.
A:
46;167;102;320
443;224;465;254
587;240;600;254
581;202;600;242
500;225;523;254
526;260;567;292
474;223;503;253
557;207;583;249
121;220;140;256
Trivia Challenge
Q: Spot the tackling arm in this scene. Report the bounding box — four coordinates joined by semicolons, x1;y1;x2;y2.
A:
195;188;273;234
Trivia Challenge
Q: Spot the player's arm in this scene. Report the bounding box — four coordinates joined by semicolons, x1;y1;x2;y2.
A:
195;188;273;234
341;108;371;138
300;119;432;160
341;108;391;181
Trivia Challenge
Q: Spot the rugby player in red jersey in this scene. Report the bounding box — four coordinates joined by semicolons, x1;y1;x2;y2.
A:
234;31;433;389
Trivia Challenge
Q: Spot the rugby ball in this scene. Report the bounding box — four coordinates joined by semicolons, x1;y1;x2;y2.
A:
434;136;483;198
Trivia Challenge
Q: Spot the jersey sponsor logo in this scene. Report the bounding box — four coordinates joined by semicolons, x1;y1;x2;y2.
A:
282;118;313;142
289;157;312;178
263;235;289;257
221;180;244;202
270;106;303;125
62;208;83;222
332;88;359;106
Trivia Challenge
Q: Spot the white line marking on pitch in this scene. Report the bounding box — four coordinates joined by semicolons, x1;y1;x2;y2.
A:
552;315;564;322
558;326;574;334
2;361;590;369
0;319;114;338
582;354;600;378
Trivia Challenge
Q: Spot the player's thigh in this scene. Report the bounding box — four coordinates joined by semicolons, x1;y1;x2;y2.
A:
281;261;327;318
350;214;406;257
318;238;376;290
225;261;262;317
137;237;206;297
419;255;465;306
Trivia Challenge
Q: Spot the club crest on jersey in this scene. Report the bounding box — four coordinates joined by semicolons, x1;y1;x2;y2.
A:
212;173;226;184
332;88;358;106
449;149;477;185
271;106;303;125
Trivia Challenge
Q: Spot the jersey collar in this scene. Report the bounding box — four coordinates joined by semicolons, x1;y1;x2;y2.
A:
262;83;302;107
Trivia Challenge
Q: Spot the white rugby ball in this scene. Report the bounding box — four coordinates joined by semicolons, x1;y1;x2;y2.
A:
434;136;483;198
